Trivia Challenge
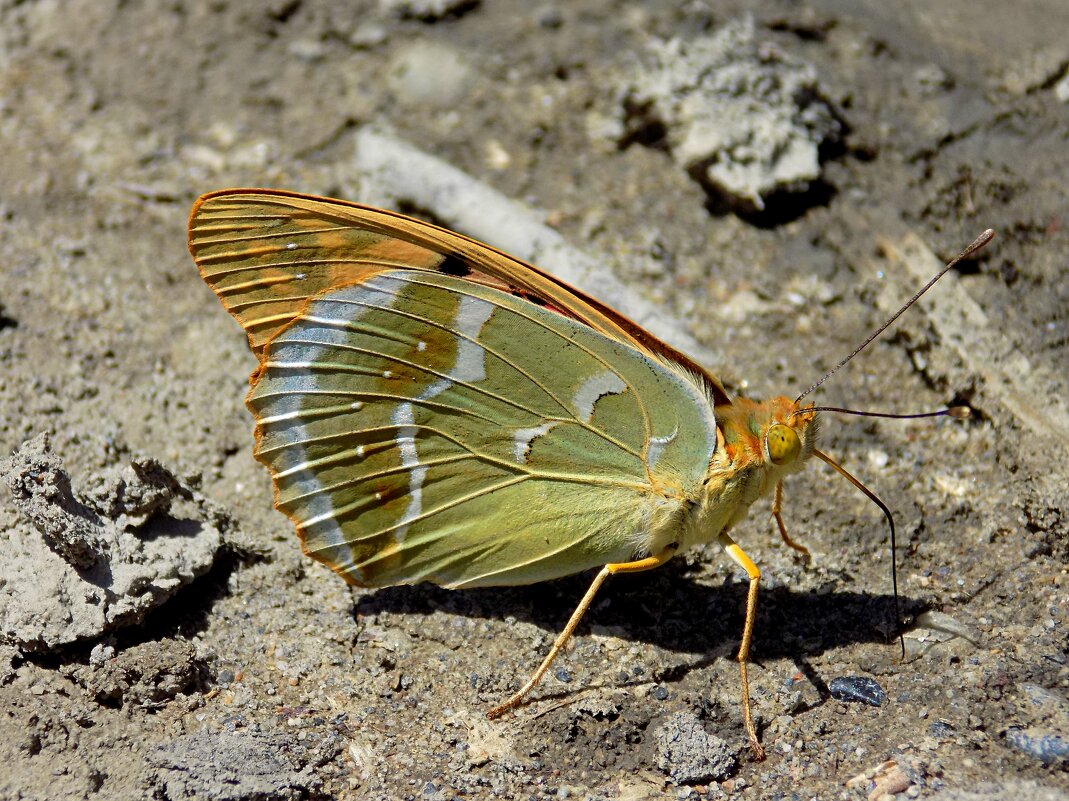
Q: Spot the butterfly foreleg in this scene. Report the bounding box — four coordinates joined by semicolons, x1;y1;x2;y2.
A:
718;531;767;761
772;480;811;562
485;545;677;721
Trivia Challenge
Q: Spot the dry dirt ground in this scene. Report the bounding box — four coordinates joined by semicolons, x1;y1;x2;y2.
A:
1;1;1067;799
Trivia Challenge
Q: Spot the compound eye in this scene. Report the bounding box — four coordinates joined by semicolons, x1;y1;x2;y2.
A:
766;424;801;466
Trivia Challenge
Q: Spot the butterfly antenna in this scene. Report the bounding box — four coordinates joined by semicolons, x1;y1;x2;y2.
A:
812;448;906;657
795;229;996;404
791;405;972;423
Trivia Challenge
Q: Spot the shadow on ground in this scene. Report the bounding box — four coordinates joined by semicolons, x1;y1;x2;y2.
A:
353;559;914;661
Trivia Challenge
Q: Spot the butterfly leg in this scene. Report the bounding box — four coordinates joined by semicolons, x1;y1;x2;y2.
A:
718;531;767;761
486;545;677;720
772;481;811;561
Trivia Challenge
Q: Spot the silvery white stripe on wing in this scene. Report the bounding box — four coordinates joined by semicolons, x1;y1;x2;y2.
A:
258;400;363;425
258;408;302;424
392;401;425;542
513;421;560;463
315;280;399;319
263;283;398;556
450;294;495;382
390;293;495;540
645;425;678;471
571;369;627;422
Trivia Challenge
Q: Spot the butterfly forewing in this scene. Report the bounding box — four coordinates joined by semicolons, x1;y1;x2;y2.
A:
249;270;718;588
189;190;730;405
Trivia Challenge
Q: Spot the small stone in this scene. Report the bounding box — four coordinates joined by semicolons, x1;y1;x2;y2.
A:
928;720;954;739
287;39;329;63
380;0;478;22
653;711;737;784
90;643;116;667
1005;727;1069;765
386;41;474;108
349;23;388;48
1005;683;1069;765
536;5;563;28
1020;682;1069;715
781;690;804;715
867;449;890;470
1056;72;1069;103
913;63;952;93
829;676;886;707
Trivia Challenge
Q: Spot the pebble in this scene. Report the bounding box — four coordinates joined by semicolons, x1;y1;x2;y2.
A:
1005;726;1069;765
653;711;737;784
829;676;887;707
349;23;388;48
386;41;474;108
287;39;329;63
1005;683;1069;765
381;0;475;22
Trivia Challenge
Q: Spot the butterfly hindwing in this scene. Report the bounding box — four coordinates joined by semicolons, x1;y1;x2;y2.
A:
250;270;718;588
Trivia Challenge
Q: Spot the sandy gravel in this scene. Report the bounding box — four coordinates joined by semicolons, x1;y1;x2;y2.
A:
0;1;1066;799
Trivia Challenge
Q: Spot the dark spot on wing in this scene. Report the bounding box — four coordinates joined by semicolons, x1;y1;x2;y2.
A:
438;255;472;277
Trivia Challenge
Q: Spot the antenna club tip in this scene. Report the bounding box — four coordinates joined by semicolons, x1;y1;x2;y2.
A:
967;229;996;254
947;405;972;420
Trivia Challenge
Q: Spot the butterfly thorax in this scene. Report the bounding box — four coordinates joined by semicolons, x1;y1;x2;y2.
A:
677;396;818;551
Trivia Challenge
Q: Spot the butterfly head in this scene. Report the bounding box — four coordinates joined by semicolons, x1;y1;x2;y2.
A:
717;396;818;477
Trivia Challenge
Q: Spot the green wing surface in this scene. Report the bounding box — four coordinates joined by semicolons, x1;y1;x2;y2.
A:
251;270;718;588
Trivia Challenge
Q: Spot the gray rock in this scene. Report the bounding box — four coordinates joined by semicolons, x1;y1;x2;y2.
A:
65;639;203;708
622;15;841;212
653;711;737;784
0;434;226;651
1006;726;1069;765
1005;683;1069;765
147;730;321;801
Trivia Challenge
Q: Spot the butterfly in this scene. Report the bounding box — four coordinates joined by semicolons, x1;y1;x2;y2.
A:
188;189;991;759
